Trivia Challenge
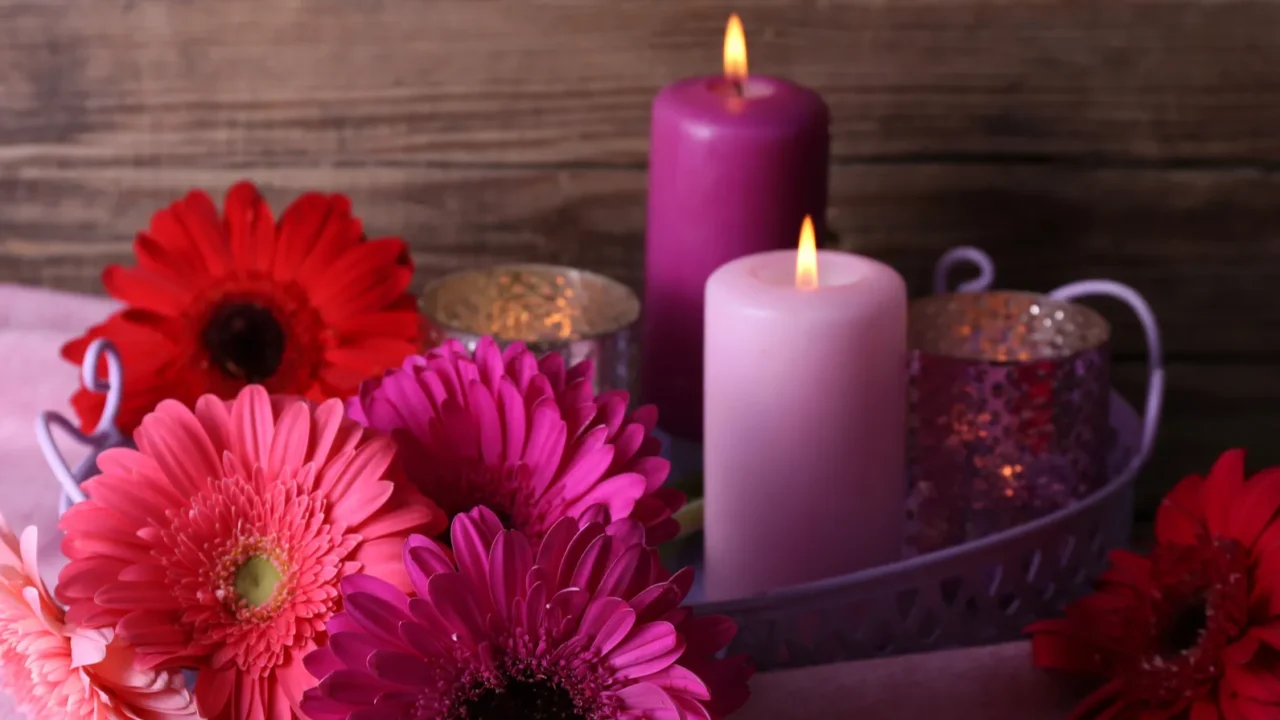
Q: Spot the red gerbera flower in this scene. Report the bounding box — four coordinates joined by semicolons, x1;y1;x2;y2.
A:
63;181;421;435
1028;450;1280;720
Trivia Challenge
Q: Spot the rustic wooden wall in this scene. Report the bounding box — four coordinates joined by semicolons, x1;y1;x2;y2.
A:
3;0;1279;519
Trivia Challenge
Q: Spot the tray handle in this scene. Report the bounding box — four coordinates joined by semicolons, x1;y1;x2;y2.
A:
1049;280;1164;477
35;338;126;515
933;246;997;294
931;247;1163;478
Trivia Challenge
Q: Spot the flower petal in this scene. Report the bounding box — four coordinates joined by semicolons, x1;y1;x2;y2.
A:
534;516;579;584
556;426;616;501
451;507;502;601
488;530;533;628
570;534;613;593
426;572;487;647
606;621;685;680
595;544;644;601
647;664;712;702
588;602;637;656
1027;619;1105;674
223;181;277;272
134;400;223;497
368;649;435;687
317;669;393;706
1191;700;1223;720
611;681;682;719
230;385;276;470
267;400;312;479
496;379;528;463
341;587;412;649
405;536;455;597
1228;467;1280;550
1156;474;1207;545
565;472;646;522
1205;449;1247;537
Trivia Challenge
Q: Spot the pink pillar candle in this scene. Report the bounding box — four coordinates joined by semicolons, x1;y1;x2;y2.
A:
704;241;908;600
642;19;829;441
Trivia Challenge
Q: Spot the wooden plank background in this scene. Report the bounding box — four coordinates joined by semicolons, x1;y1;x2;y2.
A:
3;0;1280;520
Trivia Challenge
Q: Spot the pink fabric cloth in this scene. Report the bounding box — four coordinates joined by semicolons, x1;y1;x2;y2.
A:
738;642;1075;719
0;285;117;718
0;284;1076;718
0;285;118;574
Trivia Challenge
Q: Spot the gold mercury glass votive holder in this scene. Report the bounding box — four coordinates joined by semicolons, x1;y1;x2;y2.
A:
419;264;641;395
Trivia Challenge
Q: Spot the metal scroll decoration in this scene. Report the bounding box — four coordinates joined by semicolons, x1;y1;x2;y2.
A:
36;337;127;517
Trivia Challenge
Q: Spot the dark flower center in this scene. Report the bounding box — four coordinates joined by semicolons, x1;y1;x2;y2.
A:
1124;539;1251;707
484;505;516;531
460;679;586;720
203;303;286;382
432;463;530;544
1161;594;1209;655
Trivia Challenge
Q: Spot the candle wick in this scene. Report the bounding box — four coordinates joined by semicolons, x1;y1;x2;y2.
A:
731;80;745;97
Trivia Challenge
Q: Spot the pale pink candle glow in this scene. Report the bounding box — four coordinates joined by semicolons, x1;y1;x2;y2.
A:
704;220;908;600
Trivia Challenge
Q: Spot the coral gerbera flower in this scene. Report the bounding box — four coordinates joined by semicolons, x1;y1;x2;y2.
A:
0;517;198;719
1028;450;1280;719
300;505;753;720
56;385;447;719
63;181;421;436
347;338;685;544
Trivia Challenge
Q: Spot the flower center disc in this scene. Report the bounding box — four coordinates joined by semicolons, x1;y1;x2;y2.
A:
461;679;586;720
234;555;283;607
1161;594;1209;655
203;303;286;382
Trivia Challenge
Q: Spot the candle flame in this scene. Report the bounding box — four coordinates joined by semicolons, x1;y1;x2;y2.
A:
724;14;748;83
796;215;819;290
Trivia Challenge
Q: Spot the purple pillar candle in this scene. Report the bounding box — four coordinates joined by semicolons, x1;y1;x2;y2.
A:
642;15;830;440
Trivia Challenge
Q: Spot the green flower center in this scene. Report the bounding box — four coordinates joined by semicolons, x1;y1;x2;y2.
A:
234;555;282;607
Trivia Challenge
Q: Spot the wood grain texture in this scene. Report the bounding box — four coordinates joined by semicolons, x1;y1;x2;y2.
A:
1113;361;1280;521
2;0;1278;525
3;162;1278;359
6;0;1280;166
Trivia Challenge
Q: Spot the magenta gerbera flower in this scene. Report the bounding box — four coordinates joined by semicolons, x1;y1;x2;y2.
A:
347;338;684;544
300;506;752;720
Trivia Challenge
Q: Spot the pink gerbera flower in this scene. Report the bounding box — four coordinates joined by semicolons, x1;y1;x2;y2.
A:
300;506;753;720
0;517;198;719
56;385;447;720
347;338;684;545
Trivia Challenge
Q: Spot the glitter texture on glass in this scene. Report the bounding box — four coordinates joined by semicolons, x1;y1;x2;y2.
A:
907;291;1112;553
419;264;640;395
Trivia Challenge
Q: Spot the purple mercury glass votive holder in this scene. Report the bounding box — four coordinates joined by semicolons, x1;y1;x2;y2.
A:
906;278;1160;555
